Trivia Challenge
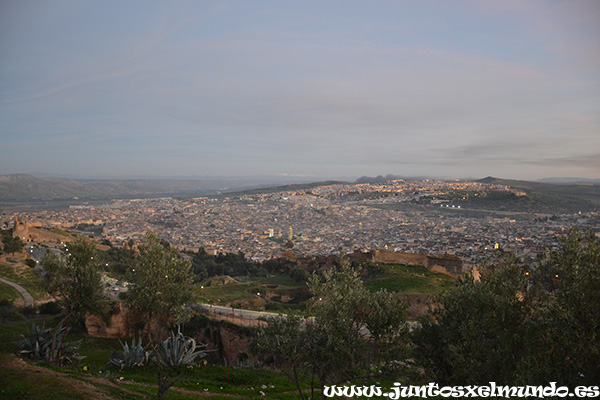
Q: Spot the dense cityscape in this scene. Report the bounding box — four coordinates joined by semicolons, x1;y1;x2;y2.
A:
2;1;599;397
5;179;599;270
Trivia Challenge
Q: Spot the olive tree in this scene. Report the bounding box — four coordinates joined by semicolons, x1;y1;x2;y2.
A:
252;259;409;399
126;230;196;331
412;255;532;384
413;228;600;386
125;230;197;399
41;238;109;327
41;238;109;364
1;233;24;255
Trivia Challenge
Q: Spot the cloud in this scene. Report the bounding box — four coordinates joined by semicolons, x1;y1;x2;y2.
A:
526;153;600;169
1;1;599;179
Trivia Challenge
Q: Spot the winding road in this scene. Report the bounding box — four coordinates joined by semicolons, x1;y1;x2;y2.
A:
0;277;34;307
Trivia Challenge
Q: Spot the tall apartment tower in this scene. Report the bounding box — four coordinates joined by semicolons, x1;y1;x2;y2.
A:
268;228;274;238
288;226;293;241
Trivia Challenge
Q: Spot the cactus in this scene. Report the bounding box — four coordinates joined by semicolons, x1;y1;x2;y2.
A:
106;337;151;370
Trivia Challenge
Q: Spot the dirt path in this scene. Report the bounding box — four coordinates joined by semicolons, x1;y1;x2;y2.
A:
0;277;34;307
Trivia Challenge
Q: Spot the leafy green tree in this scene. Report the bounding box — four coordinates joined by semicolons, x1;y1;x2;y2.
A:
250;315;311;399
520;228;600;385
103;246;136;276
40;238;109;364
126;231;196;331
252;259;409;399
1;233;24;255
413;228;600;385
125;231;197;399
41;238;110;328
413;255;531;384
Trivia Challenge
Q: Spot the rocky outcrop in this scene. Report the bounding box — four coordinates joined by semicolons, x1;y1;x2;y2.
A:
186;318;258;367
85;302;166;339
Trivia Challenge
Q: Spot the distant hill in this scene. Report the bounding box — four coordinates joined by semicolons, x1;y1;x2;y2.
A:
355;174;430;184
536;177;600;184
220;180;348;197
475;176;600;213
0;174;315;204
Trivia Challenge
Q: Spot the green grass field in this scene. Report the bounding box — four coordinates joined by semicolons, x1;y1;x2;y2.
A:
364;263;455;295
199;274;310;309
0;317;308;400
0;281;20;303
0;263;45;301
199;264;454;311
0;258;451;399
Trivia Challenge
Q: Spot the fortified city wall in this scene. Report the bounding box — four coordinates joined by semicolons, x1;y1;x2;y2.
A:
369;250;463;276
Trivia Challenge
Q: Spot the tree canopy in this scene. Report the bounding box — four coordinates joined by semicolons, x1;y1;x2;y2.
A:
413;228;600;386
41;238;109;326
251;259;409;400
126;231;196;331
1;232;24;255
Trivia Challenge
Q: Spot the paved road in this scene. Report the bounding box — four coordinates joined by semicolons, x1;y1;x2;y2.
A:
193;303;419;331
193;303;280;321
26;245;57;263
0;277;34;307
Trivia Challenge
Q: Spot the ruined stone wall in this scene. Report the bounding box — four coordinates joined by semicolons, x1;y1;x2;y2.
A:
348;250;372;263
13;217;28;241
85;304;257;366
85;302;166;339
372;250;463;276
426;255;464;276
372;250;428;267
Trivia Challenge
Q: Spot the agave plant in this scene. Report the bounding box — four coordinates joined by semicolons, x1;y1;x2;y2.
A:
106;337;151;370
154;326;207;367
19;322;84;365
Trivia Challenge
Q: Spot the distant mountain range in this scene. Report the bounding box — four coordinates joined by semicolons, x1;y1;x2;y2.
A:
1;174;599;211
0;174;314;203
536;177;600;184
355;174;432;184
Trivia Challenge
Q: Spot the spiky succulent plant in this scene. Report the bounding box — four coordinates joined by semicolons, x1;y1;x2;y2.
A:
106;337;151;370
154;326;207;367
19;322;84;365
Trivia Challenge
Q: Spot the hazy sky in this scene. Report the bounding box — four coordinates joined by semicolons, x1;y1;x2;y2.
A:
1;1;599;181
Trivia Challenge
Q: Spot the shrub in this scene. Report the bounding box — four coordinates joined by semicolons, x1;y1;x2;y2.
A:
21;305;37;316
38;301;62;315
